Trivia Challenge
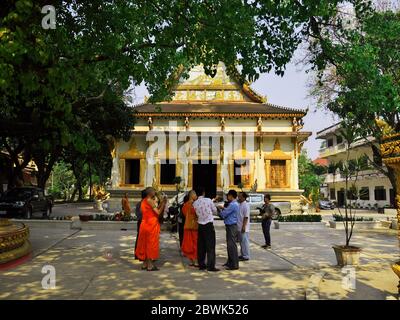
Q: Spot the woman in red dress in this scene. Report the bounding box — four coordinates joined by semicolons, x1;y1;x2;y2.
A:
135;187;167;271
181;190;199;266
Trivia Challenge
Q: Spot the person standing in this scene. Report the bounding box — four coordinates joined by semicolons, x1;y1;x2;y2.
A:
121;192;131;215
181;190;199;266
260;194;275;249
218;189;240;270
134;189;146;259
178;194;189;247
135;187;167;271
237;192;250;261
193;187;219;272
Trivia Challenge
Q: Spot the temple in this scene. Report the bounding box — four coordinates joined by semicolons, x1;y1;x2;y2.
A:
107;63;311;212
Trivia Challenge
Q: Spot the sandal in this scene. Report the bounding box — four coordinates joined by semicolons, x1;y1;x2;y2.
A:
147;266;159;271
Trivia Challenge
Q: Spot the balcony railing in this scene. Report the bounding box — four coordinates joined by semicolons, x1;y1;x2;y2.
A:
319;143;346;158
324;169;386;183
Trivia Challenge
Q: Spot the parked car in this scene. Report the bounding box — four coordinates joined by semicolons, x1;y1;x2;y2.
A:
0;187;53;219
318;199;335;210
213;193;291;221
247;193;290;220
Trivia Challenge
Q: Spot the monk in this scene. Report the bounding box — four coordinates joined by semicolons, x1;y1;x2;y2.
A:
121;192;131;215
135;187;167;271
181;190;199;267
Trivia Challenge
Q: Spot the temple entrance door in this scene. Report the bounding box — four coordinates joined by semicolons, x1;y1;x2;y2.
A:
270;160;287;188
192;163;217;198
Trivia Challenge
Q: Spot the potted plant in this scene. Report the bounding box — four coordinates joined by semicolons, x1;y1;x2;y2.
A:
331;125;362;266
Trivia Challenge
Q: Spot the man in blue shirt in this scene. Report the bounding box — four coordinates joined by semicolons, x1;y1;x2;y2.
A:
218;189;240;270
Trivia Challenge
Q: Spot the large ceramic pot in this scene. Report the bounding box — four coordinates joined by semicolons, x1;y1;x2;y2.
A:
332;245;361;266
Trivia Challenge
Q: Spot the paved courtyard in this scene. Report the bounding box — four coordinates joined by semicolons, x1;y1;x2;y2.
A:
0;221;399;300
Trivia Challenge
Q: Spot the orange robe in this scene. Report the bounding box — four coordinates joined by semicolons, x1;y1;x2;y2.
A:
181;202;198;260
122;197;131;214
135;199;160;261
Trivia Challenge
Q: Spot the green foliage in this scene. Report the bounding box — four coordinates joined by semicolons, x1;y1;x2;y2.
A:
47;161;75;200
298;150;325;197
278;215;322;222
308;7;400;194
332;214;373;222
0;0;372;188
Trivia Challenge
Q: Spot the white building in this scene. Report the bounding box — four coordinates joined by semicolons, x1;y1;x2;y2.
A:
316;122;394;209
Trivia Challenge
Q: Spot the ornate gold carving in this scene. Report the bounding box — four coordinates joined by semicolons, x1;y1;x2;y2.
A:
220;117;226;131
184;117;190;130
148;116;153;130
377;119;400;295
265;139;291;161
292;117;304;132
0;221;31;264
257;117;262;132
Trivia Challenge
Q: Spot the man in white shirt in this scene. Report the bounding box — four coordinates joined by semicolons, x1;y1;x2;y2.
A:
193;187;219;272
237;192;251;261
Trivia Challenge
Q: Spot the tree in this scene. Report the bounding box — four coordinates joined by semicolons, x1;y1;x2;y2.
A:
1;0;371;188
298;150;325;198
47;161;75;200
307;5;400;197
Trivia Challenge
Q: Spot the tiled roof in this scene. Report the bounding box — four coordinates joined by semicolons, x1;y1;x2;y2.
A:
133;102;306;116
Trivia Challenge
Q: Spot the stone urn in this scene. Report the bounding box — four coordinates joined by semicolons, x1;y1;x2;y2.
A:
94;199;104;211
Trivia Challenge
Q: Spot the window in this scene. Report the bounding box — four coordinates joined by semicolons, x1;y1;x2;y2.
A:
327;138;334;147
160;163;176;184
374;186;386;201
347;188;358;200
330;188;336;200
336;135;343;144
359;187;370;200
234;160;250;185
125;159;140;184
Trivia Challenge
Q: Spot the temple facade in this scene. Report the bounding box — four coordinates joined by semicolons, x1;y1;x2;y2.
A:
107;63;311;212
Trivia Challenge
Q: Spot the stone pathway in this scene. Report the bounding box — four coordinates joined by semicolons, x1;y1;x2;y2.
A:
0;223;398;300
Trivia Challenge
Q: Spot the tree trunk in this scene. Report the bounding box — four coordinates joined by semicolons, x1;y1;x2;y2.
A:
71;163;84;201
88;162;93;200
34;150;60;190
70;188;77;202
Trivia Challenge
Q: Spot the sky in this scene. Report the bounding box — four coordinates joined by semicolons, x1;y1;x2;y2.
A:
131;52;339;160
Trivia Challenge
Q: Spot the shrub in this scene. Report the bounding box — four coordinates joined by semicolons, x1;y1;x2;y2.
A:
278;214;322;222
332;214;373;222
